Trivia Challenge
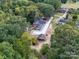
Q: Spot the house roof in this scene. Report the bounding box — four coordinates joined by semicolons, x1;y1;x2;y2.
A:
31;17;53;36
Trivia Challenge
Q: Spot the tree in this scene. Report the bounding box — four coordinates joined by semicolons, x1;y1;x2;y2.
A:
0;42;23;59
0;14;29;43
31;0;41;3
61;0;68;4
46;48;59;59
26;5;40;24
14;38;31;59
37;3;55;17
14;32;38;59
72;14;78;20
40;44;49;55
21;32;37;45
51;25;79;59
31;0;61;10
44;0;61;10
72;0;76;3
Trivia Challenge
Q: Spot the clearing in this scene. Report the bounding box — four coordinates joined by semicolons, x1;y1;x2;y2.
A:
61;3;79;9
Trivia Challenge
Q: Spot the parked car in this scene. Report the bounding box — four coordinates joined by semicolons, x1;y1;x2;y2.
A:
38;34;46;41
57;17;65;25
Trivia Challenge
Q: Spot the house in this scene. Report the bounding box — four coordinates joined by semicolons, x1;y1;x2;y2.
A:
30;17;53;40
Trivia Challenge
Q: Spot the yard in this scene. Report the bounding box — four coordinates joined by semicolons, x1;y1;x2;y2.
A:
61;2;79;9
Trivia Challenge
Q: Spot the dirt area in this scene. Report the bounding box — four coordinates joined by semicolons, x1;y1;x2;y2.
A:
31;24;52;52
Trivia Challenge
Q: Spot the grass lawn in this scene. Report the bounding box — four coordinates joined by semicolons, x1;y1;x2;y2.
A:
61;3;79;9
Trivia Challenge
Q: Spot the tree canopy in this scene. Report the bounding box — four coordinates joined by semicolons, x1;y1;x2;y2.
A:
0;0;62;59
50;25;79;59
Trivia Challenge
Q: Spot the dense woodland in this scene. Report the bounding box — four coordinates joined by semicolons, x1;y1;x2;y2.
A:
0;0;79;59
0;0;61;59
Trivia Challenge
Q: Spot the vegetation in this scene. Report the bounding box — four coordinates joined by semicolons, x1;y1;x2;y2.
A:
61;0;68;4
50;25;79;59
72;0;76;2
40;4;79;59
37;3;55;17
40;44;49;55
0;0;61;59
0;0;79;59
46;8;79;59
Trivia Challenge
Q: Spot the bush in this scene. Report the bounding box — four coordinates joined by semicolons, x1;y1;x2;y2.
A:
37;3;55;17
51;25;79;59
69;8;74;14
72;0;76;3
21;32;38;45
72;14;78;20
61;0;68;4
44;0;61;10
26;5;40;24
40;44;49;55
46;48;59;59
69;9;79;15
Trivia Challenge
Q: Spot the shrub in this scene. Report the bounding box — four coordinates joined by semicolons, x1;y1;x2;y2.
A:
61;0;68;4
72;14;78;20
72;0;76;3
37;3;55;17
40;44;49;55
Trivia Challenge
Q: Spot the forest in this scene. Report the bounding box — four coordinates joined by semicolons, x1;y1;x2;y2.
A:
0;0;79;59
0;0;61;59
